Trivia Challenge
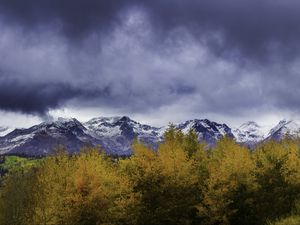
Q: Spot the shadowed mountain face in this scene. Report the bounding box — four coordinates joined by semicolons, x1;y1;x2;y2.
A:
0;116;234;156
178;119;234;145
0;117;298;157
0;118;94;156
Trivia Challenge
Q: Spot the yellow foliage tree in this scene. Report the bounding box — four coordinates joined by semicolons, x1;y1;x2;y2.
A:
0;148;134;225
0;169;36;225
200;137;256;225
121;127;204;225
254;139;300;223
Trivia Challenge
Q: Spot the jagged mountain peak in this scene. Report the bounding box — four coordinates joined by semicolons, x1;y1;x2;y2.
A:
179;118;228;128
118;116;132;122
267;119;300;140
85;116;160;137
86;116;122;124
30;117;87;134
3;116;298;157
177;118;233;145
51;117;82;125
271;119;299;130
0;117;92;156
85;116;141;127
83;116;163;155
232;121;265;146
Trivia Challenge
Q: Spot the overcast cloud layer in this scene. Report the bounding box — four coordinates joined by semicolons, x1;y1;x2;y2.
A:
0;0;300;127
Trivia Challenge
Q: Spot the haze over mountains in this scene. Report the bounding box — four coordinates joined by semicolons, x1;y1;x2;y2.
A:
0;116;299;157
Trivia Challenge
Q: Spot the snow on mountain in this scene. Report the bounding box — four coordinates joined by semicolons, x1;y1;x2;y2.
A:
3;116;296;157
0;118;95;156
177;119;234;145
233;121;265;146
0;127;13;137
84;116;164;155
266;119;300;140
0;116;233;156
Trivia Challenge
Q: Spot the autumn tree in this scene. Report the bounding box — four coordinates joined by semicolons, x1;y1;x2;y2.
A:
199;137;256;225
121;126;206;225
0;148;134;225
0;169;36;225
253;139;300;224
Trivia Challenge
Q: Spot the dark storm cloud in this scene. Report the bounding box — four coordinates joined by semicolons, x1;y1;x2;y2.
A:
0;76;80;115
146;0;300;60
0;0;300;119
1;0;300;59
0;0;133;38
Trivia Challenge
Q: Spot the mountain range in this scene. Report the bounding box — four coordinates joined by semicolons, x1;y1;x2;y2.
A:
0;116;299;157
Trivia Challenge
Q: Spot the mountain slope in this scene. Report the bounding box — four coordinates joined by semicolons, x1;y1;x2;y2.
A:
0;118;95;156
0;127;12;137
84;116;164;155
0;116;165;156
233;121;265;146
266;119;300;140
2;116;289;156
177;119;234;145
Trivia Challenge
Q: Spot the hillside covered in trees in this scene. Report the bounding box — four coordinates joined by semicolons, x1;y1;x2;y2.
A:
1;127;300;225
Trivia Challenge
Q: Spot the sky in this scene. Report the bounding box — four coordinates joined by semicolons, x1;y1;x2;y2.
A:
0;0;300;129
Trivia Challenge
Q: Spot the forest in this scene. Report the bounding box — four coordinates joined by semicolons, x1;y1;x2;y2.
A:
0;127;300;225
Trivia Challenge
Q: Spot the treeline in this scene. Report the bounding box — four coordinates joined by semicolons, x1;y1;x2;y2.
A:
1;127;300;225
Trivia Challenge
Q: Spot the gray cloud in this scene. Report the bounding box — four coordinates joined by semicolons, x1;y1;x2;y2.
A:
0;0;299;123
1;0;300;60
0;77;79;115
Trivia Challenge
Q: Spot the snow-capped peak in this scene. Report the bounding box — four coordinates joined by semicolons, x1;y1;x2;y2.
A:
82;116;163;155
3;116;300;157
34;117;85;131
233;121;265;144
267;119;300;140
85;116;123;125
177;119;233;144
84;116;161;138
